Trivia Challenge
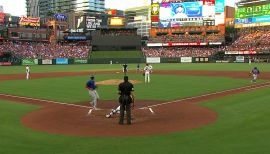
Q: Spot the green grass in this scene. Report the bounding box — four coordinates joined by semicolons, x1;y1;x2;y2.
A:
0;74;254;103
1;87;270;154
1;63;269;74
90;51;143;58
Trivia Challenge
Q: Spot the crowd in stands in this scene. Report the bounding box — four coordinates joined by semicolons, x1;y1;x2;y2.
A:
142;47;224;58
149;34;225;43
226;26;270;52
0;41;90;59
143;26;270;58
1;26;270;59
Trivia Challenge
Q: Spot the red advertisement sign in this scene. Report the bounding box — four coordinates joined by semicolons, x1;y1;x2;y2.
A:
0;62;12;66
19;16;40;26
203;0;215;5
0;12;5;23
238;51;257;55
225;51;257;55
151;16;159;22
163;42;208;46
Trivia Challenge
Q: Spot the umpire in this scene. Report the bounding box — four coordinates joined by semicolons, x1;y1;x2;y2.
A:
118;76;135;125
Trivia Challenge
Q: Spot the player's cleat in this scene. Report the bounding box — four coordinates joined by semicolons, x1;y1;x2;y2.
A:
105;114;111;118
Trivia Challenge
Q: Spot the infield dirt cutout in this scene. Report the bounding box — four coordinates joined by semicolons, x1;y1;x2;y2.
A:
1;70;270;137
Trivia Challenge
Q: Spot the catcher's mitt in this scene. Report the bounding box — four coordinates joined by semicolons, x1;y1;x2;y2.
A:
142;73;145;76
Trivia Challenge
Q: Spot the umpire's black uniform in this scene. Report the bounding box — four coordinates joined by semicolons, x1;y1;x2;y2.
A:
118;76;134;125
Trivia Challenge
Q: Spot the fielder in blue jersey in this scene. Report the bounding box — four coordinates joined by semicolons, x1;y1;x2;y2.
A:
250;67;260;83
86;75;99;110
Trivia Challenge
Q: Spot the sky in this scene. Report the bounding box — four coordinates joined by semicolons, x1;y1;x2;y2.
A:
0;0;237;16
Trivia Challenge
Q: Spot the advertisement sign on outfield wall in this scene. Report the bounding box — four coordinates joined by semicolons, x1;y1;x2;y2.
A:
0;62;12;66
56;58;68;65
42;59;53;65
146;57;161;63
236;56;245;63
181;57;192;63
74;59;88;64
22;59;38;65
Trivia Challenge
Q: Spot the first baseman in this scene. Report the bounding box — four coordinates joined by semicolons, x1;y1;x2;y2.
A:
86;75;99;110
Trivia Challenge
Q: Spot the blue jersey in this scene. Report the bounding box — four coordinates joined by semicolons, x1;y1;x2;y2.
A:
86;80;96;90
251;69;260;75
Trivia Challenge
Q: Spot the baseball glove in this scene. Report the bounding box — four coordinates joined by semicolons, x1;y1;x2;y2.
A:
142;73;145;76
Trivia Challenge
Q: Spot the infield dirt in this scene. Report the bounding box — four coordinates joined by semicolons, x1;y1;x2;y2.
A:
0;70;270;137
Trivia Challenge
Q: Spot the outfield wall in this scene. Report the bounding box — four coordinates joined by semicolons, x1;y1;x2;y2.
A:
1;56;270;66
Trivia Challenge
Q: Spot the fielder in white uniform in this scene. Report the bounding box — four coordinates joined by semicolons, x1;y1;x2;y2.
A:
26;65;30;80
144;63;153;83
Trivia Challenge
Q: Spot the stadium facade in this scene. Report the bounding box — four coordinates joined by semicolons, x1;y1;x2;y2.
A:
26;0;39;17
125;6;151;37
26;0;105;18
0;5;3;12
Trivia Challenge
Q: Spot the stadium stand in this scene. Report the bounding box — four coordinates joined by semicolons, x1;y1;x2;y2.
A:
0;41;90;59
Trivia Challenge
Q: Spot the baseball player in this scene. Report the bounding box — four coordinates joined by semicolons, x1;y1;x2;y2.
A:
143;63;153;83
136;63;140;73
26;65;30;80
122;63;128;75
250;67;260;83
106;106;120;118
86;75;99;110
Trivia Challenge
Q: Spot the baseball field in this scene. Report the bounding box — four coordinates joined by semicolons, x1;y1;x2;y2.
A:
1;63;270;154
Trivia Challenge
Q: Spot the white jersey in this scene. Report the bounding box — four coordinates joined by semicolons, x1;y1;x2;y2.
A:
26;66;30;73
144;65;152;74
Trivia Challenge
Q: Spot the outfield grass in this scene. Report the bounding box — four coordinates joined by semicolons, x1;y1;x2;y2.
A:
0;63;269;74
0;74;255;103
1;87;270;154
90;51;143;58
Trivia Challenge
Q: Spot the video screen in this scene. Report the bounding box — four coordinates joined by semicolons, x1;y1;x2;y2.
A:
151;0;225;28
235;3;270;26
159;1;215;27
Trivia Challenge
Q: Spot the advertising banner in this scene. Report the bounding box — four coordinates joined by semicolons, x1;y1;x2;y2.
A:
19;16;40;26
146;57;161;63
54;13;67;21
109;17;124;26
22;59;38;65
56;58;68;64
236;56;245;63
65;36;87;40
42;59;53;65
151;3;160;16
181;57;192;63
86;16;102;31
0;62;12;66
163;42;208;46
74;59;88;64
147;42;208;47
0;12;5;23
225;51;257;55
215;0;224;13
